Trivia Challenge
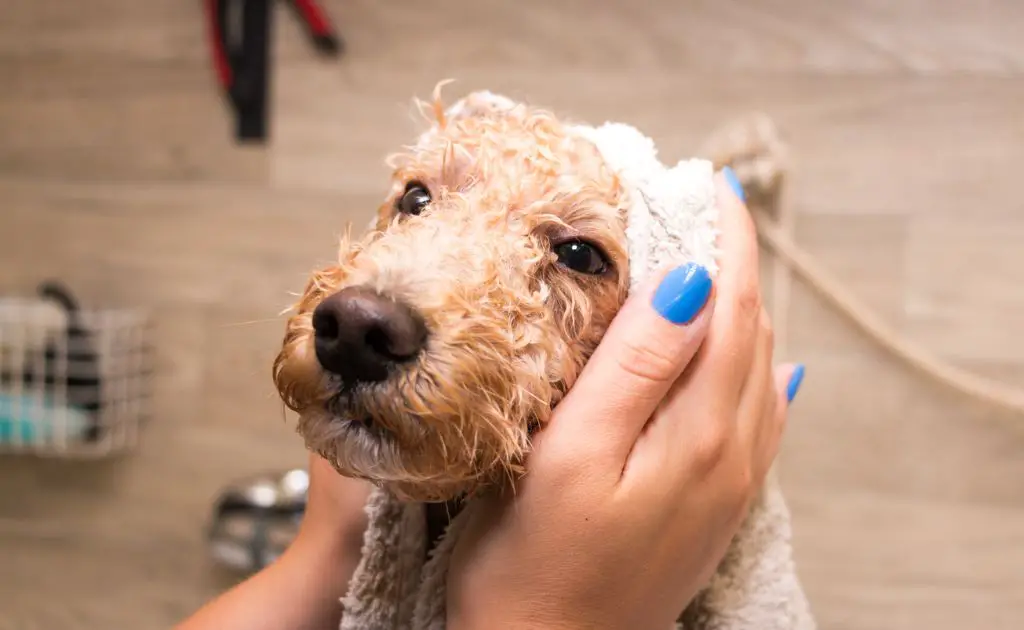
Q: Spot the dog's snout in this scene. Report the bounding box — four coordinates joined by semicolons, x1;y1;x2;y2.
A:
312;286;427;384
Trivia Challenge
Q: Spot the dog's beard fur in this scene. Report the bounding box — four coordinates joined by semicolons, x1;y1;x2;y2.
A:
273;90;630;502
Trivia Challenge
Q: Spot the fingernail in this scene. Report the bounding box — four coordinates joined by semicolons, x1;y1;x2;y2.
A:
787;364;805;403
651;262;713;324
722;166;745;202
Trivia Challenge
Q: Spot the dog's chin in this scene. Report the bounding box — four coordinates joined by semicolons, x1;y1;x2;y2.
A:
303;411;398;475
300;404;489;504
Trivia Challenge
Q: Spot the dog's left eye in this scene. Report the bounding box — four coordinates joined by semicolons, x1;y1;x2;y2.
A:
397;182;431;216
553;240;609;275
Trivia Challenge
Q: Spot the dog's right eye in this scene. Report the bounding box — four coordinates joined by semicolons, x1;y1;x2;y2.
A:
397;183;431;216
552;239;609;275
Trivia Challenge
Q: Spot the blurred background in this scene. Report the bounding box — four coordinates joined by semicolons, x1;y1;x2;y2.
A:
1;0;1022;628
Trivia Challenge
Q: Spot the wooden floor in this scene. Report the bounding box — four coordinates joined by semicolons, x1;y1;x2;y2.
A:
1;1;1023;628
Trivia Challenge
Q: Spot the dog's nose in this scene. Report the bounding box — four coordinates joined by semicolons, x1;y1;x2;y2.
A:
311;286;427;384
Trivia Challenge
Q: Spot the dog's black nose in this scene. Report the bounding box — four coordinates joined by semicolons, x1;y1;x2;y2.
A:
312;286;427;384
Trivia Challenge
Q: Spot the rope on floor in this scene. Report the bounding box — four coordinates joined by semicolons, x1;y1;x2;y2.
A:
703;111;1024;419
753;210;1024;417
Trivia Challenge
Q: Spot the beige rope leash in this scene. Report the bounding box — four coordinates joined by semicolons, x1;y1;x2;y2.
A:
752;212;1024;417
702;112;1024;418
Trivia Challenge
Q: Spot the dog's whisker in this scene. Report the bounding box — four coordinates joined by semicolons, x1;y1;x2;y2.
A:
220;318;283;328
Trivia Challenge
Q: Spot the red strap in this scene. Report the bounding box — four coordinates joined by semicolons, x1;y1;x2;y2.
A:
292;0;333;36
204;0;233;87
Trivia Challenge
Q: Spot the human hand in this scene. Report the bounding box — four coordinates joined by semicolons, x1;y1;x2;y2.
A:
291;453;372;561
446;169;804;630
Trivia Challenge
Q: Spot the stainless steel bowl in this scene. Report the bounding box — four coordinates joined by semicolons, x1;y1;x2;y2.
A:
206;468;309;572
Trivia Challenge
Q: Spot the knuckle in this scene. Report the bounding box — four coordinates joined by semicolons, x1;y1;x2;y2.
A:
537;450;590;491
613;330;682;385
691;423;731;473
735;282;763;320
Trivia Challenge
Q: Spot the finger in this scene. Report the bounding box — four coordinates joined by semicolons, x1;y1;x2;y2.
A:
535;262;716;472
758;363;804;478
736;308;776;449
630;306;771;487
698;168;763;399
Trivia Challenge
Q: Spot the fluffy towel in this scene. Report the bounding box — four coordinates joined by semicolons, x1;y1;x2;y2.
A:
338;93;816;630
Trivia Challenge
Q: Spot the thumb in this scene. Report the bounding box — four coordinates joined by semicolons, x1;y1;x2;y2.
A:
541;262;716;467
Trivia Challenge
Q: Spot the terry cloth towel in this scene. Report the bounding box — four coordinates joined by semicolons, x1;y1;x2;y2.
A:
338;91;817;630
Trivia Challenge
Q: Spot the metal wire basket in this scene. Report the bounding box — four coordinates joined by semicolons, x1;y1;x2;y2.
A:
0;282;152;457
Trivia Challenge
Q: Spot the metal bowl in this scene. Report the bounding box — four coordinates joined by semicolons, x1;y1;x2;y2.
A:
206;468;309;572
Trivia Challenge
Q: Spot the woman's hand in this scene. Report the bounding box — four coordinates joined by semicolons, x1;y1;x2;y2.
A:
447;170;804;630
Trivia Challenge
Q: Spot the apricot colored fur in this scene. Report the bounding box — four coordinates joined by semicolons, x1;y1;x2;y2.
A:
273;88;631;502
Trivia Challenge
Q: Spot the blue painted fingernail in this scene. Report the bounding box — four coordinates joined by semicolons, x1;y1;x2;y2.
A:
787;364;806;402
722;166;745;202
651;262;713;324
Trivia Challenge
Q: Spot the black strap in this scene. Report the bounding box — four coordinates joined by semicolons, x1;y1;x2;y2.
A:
210;0;273;142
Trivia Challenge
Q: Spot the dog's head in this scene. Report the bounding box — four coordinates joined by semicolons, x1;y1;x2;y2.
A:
272;88;635;501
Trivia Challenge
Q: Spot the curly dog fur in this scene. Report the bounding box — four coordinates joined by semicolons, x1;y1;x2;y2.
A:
273;87;634;503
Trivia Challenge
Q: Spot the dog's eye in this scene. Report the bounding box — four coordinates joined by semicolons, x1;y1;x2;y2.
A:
553;240;608;275
397;182;431;216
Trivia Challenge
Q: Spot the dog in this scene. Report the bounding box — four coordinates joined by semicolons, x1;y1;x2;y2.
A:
272;86;811;629
272;89;643;506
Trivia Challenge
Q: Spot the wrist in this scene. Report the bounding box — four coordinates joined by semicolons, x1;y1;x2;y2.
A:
268;531;361;617
294;487;370;561
290;517;365;575
297;462;372;559
276;507;367;606
295;515;364;559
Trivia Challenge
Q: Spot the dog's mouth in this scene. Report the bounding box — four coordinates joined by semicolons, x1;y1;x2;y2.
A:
324;394;394;439
296;368;535;502
338;414;386;435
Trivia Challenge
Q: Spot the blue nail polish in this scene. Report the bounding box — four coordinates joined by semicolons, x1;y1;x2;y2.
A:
651;263;713;324
722;166;745;202
787;364;805;402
